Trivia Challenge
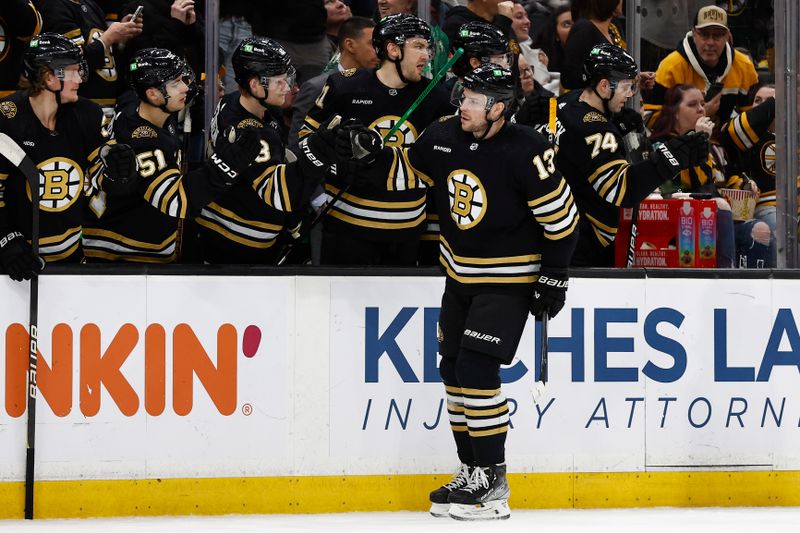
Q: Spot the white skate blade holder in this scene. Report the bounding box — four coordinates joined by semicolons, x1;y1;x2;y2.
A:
449;500;511;521
429;502;450;518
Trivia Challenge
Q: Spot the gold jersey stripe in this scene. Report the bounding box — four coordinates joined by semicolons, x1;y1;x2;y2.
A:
328;209;426;230
82;228;176;250
84;249;176;263
205;203;283;230
325;184;426;209
440;236;540;265
39;226;81;245
195;218;278;249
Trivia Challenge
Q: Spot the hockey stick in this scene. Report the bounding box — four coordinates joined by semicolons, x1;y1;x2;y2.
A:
0;132;41;520
275;48;465;265
175;105;192;261
530;310;549;405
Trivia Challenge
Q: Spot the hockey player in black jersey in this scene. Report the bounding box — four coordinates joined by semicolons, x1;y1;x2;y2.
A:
196;37;343;264
298;13;453;266
412;20;515;266
0;33;134;279
552;44;710;267
82;47;263;262
342;64;579;520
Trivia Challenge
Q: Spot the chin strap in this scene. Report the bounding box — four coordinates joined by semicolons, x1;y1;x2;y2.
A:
592;83;615;117
392;50;409;85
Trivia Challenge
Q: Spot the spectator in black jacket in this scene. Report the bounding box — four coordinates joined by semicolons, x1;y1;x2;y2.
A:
253;0;333;85
442;0;505;46
39;0;143;115
0;0;42;97
118;0;205;88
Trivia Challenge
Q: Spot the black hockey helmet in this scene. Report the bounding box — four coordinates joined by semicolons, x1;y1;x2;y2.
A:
23;32;88;84
129;48;187;102
451;21;510;78
456;63;517;117
373;13;432;61
232;37;295;88
582;43;639;87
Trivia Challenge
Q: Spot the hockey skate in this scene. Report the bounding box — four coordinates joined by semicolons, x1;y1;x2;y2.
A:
447;464;510;521
428;463;472;517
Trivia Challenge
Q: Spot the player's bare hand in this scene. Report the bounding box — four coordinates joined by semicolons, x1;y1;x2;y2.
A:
497;1;514;18
171;0;197;25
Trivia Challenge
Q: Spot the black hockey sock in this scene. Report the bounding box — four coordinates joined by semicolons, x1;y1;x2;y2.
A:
440;356;475;464
455;348;507;466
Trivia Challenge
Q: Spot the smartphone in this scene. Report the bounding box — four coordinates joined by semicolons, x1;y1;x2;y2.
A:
705;82;724;101
132;5;144;19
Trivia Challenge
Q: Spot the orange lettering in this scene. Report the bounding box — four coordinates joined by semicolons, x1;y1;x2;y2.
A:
145;324;166;416
173;324;237;416
80;323;139;416
5;323;73;417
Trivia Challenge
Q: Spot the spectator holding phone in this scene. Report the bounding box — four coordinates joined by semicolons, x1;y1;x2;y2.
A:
644;5;758;129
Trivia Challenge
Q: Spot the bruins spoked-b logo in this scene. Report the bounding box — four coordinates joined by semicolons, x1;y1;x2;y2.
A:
27;157;85;212
0;22;8;62
368;115;418;147
761;141;776;175
447;170;486;229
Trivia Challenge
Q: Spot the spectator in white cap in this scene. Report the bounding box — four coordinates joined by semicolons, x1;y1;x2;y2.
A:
643;4;758;128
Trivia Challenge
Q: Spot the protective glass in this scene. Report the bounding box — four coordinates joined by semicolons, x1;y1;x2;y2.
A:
450;83;490;111
262;66;297;94
57;62;88;83
614;79;639;97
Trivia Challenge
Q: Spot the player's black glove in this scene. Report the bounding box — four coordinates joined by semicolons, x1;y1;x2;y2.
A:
100;143;137;195
298;115;342;168
515;92;552;127
650;131;709;181
208;126;261;185
336;120;383;165
529;267;569;319
612;107;645;135
0;231;43;282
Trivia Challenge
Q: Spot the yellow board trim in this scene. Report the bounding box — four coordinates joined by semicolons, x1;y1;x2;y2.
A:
2;471;800;518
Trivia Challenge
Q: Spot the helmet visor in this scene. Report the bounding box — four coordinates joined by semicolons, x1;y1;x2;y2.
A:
613;78;639;97
450;83;490;112
57;61;88;83
261;66;296;94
